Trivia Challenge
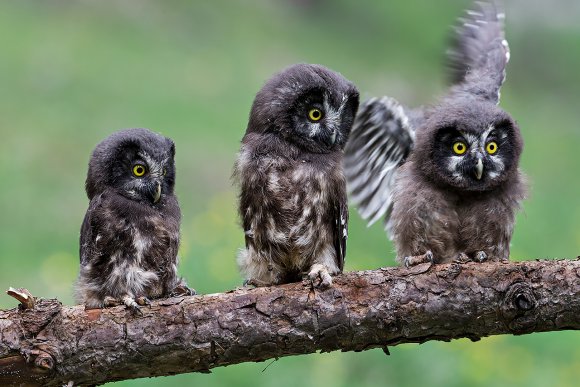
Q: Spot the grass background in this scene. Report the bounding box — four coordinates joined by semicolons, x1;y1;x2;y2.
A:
0;1;578;386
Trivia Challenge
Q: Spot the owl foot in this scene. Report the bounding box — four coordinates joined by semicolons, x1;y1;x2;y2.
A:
170;284;196;297
454;253;471;264
308;263;333;289
403;250;434;268
474;251;487;263
102;296;122;308
122;295;145;317
135;296;151;306
243;278;272;287
101;295;144;316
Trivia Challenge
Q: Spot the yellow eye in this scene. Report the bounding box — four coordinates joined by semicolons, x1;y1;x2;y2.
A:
162;168;167;176
486;141;498;154
132;164;146;177
308;108;323;122
452;141;467;155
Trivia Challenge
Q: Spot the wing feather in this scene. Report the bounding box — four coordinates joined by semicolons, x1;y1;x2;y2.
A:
343;96;414;229
447;1;510;104
79;193;105;265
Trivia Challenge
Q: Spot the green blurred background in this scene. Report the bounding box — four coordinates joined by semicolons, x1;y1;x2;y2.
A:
0;0;578;386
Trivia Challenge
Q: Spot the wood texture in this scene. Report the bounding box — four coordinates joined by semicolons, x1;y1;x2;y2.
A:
1;259;579;386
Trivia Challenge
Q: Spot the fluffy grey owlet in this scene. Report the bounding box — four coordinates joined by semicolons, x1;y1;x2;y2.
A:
234;64;359;288
76;128;192;314
344;2;527;267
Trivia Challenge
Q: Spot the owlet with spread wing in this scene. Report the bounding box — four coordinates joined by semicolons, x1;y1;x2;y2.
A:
344;2;527;266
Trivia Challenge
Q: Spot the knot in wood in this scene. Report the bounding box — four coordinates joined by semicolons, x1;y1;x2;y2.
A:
508;283;536;312
501;282;537;333
34;352;55;371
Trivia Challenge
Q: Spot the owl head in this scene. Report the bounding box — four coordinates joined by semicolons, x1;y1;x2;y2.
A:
414;98;523;192
86;128;176;204
246;63;359;153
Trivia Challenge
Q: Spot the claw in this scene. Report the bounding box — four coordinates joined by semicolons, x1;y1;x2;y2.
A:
244;278;271;287
103;296;122;308
454;253;471;264
308;263;333;289
122;295;143;316
135;296;151;306
403;250;434;267
128;303;144;317
474;251;487;262
170;284;196;297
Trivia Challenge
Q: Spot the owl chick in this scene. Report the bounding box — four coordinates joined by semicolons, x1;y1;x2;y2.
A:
76;128;192;314
234;64;359;288
344;2;527;266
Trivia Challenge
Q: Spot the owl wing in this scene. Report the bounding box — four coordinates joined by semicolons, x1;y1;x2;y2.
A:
447;1;510;104
333;198;348;272
343;96;415;228
80;194;102;265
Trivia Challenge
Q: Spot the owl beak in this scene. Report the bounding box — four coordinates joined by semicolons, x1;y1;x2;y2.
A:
475;158;484;180
152;181;162;203
329;129;337;145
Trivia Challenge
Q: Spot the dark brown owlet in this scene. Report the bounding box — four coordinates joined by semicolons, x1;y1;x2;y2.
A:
76;128;192;314
344;2;527;267
234;64;359;288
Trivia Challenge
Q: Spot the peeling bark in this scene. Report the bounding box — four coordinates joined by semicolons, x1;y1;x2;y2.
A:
0;259;579;386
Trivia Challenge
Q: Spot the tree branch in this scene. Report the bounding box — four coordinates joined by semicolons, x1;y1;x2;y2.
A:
1;259;579;386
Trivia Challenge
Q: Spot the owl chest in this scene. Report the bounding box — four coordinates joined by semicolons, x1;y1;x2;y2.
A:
272;162;329;218
410;188;511;254
247;160;332;250
456;196;514;244
415;197;507;257
97;214;176;293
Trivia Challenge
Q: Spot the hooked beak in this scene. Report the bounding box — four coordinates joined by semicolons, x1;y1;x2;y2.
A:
152;181;161;203
329;129;337;145
475;158;484;180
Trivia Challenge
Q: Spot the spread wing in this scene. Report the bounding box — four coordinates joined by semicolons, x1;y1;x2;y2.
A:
447;1;510;104
343;96;415;229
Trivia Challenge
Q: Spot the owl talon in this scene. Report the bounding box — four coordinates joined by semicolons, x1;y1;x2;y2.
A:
102;296;122;308
170;284;196;297
474;251;487;263
122;295;144;316
244;278;271;287
128;304;144;317
454;253;471;264
135;296;151;306
308;264;333;289
403;250;434;268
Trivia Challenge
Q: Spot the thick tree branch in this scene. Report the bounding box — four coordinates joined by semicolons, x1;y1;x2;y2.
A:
1;259;579;386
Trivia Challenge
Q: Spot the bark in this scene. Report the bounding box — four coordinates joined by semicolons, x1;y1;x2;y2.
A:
0;259;579;386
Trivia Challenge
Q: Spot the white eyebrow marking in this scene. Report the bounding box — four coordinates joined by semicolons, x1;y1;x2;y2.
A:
481;125;495;143
460;125;497;155
137;152;169;177
320;93;348;133
458;131;479;154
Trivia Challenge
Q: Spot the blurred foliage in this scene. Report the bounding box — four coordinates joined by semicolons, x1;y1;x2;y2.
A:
0;1;578;386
